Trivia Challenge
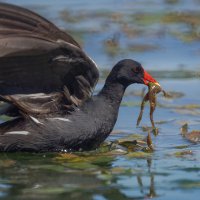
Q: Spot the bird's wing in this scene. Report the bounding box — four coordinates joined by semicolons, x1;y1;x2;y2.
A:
0;36;98;94
0;2;99;116
0;35;99;116
0;2;80;47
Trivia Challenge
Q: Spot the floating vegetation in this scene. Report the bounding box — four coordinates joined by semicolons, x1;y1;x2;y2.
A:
115;133;154;153
127;151;152;159
165;0;180;4
103;33;122;57
52;133;154;166
132;13;164;26
161;91;184;99
120;23;143;38
60;10;82;23
158;103;200;110
181;123;200;143
173;150;193;158
174;108;200;116
170;31;200;43
128;43;159;52
163;12;200;28
177;180;200;189
174;145;190;149
147;70;199;79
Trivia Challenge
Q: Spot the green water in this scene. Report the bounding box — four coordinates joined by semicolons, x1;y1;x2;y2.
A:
0;0;200;199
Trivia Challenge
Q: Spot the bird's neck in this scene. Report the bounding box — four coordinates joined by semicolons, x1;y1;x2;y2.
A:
74;81;127;150
98;80;126;107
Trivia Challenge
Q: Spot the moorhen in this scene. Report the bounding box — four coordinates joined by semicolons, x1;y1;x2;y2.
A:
0;3;158;152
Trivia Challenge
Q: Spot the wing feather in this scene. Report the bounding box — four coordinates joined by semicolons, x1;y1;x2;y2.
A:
0;3;99;116
0;2;80;47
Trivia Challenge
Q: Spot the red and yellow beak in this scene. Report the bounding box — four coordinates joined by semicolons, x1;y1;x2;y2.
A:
143;70;159;85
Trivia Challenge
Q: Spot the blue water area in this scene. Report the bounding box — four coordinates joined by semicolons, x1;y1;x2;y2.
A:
0;0;200;200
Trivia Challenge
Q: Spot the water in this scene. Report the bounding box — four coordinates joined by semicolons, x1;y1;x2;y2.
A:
0;0;200;199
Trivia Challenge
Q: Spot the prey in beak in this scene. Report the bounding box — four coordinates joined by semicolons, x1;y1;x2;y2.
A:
143;70;160;86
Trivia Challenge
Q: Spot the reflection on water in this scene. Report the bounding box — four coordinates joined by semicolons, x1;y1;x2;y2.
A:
0;153;158;200
0;0;200;199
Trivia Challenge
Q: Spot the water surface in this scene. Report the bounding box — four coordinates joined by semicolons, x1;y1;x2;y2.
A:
0;0;200;199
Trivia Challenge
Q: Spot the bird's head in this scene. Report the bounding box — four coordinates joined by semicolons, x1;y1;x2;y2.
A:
107;59;158;87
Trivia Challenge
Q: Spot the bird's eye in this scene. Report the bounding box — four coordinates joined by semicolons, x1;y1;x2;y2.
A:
132;66;142;73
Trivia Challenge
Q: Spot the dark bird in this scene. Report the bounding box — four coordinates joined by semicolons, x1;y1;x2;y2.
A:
0;3;158;152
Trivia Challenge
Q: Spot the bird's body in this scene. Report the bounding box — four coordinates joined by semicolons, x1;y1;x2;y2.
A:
0;3;158;152
0;66;126;152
